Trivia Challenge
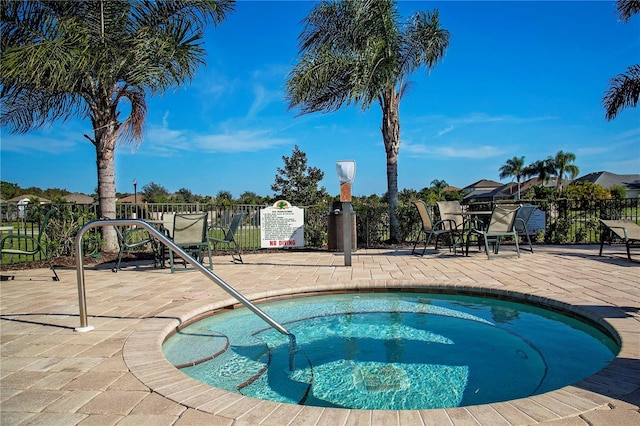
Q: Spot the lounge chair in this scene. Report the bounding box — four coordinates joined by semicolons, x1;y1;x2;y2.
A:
599;219;640;262
514;204;537;253
112;226;155;272
0;207;59;280
466;204;521;259
168;213;212;273
436;201;465;232
209;211;247;263
411;200;457;255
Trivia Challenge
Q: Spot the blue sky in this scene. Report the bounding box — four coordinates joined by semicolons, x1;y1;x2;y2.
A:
1;0;639;198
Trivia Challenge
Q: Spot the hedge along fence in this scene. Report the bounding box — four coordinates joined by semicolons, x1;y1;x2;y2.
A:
1;198;638;265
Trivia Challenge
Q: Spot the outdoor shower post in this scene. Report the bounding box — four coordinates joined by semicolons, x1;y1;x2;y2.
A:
336;160;356;267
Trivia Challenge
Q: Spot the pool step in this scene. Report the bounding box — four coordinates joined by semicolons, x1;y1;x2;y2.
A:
238;346;313;405
164;331;230;368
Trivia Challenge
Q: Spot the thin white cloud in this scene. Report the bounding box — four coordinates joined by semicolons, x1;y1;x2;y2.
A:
433;113;555;137
1;126;85;153
247;84;283;118
196;130;292;152
140;117;293;156
576;127;640;157
403;141;505;159
437;125;456;137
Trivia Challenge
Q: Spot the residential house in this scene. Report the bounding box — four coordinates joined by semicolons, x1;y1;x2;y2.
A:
572;171;640;198
462;179;503;201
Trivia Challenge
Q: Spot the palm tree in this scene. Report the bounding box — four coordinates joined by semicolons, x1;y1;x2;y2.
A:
285;0;449;243
523;159;555;186
430;179;448;201
0;0;234;251
550;151;580;194
603;0;639;120
498;156;525;200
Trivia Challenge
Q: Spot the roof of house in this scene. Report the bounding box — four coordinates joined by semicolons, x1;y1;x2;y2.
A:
63;193;95;204
463;179;503;191
6;194;51;203
573;171;640;189
443;186;460;192
117;194;146;203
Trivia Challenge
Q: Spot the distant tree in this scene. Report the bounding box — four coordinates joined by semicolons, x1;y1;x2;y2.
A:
197;195;213;204
603;1;639;120
175;188;196;203
523;184;554;201
239;191;264;205
215;190;234;207
0;181;19;200
398;188;419;204
566;182;611;209
523;159;555;185
429;179;448;201
23;186;46;198
271;145;329;206
285;0;450;242
498;156;526;200
550;151;579;194
0;0;234;251
43;188;69;200
140;182;170;203
443;189;463;202
610;184;627;199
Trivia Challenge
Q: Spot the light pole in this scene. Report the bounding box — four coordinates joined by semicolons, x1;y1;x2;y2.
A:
133;179;137;218
336;160;356;267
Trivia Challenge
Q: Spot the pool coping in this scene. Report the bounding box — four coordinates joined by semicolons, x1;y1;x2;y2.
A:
124;282;636;425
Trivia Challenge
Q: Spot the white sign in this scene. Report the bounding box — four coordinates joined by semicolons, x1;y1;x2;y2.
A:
260;200;305;248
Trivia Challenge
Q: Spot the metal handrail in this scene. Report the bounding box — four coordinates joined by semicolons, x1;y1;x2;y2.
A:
74;219;297;368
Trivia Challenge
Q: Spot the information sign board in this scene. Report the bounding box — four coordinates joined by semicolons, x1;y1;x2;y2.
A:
260;200;305;248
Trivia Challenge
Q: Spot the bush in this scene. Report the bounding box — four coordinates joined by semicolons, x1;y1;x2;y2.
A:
30;204;100;257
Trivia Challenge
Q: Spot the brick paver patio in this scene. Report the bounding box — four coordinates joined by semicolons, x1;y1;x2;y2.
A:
1;245;638;425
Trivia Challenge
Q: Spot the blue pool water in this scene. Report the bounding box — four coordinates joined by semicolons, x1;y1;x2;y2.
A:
162;292;618;410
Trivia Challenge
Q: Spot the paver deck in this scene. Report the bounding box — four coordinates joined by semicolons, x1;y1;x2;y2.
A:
1;245;638;425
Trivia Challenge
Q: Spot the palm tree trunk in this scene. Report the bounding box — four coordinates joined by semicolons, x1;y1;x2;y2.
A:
93;119;119;253
381;90;401;243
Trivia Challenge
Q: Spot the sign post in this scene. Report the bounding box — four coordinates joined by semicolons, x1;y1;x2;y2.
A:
336;160;356;267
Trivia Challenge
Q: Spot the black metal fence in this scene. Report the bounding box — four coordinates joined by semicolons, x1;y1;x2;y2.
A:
1;198;638;265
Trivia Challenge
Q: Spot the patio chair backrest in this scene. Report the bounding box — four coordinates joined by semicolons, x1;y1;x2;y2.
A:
487;204;521;233
436;201;464;230
514;204;537;233
161;212;175;238
36;208;57;244
223;212;247;242
413;200;435;232
172;213;208;245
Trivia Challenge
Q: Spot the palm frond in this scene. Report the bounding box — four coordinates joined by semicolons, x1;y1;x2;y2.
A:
603;64;640;120
615;0;640;23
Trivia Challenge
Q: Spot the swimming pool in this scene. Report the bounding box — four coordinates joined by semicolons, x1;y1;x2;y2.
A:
163;291;618;410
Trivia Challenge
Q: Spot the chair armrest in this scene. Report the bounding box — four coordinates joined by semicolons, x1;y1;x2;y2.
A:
208;225;230;240
0;234;42;255
436;219;459;231
121;228;153;249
